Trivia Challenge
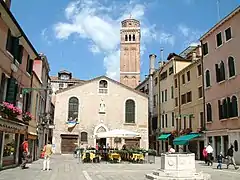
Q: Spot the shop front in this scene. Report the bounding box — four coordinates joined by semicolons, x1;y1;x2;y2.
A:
0;117;27;170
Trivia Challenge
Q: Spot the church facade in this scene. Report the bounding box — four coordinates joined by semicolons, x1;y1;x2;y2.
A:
52;76;148;154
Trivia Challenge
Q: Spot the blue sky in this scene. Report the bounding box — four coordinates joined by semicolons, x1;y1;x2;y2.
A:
11;0;240;81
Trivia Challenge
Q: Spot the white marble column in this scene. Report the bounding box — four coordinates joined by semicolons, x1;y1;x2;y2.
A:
220;136;224;155
0;132;5;168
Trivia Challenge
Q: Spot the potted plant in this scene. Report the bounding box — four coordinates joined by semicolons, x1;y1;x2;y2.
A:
0;102;22;119
22;112;33;122
147;149;156;164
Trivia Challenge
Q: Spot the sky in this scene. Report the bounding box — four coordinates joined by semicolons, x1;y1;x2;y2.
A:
11;0;240;81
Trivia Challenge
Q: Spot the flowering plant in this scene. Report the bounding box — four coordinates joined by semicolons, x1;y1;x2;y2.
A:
22;112;33;122
0;102;22;118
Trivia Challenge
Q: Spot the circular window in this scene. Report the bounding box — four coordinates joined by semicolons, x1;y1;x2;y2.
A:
234;140;238;152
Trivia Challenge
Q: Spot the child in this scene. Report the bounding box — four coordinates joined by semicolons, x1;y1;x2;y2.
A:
217;152;225;169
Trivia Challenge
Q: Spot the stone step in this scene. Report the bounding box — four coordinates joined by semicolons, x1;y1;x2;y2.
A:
145;173;159;180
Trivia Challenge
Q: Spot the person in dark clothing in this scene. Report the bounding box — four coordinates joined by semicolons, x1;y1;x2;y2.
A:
217;152;225;169
227;145;239;170
20;138;29;169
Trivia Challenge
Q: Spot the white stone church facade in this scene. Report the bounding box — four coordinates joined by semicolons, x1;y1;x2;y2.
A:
52;76;148;154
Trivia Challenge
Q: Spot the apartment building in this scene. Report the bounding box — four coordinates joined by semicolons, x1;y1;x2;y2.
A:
200;6;240;163
158;53;192;153
0;1;38;168
136;54;160;151
174;45;204;159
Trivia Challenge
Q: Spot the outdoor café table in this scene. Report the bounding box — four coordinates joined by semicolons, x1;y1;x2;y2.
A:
132;153;144;161
109;153;121;162
82;152;95;161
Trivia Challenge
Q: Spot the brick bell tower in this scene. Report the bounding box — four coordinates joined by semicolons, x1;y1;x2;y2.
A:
120;18;141;89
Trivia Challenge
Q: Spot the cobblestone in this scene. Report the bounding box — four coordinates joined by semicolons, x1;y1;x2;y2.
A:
0;155;239;180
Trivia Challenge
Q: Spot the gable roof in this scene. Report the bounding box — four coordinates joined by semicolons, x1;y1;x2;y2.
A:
56;75;148;98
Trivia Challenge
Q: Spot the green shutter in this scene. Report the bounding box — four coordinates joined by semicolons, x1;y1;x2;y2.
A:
12;37;19;62
6;78;18;105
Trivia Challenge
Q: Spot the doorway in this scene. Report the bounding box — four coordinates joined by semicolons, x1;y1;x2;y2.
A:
97;138;106;147
199;141;204;160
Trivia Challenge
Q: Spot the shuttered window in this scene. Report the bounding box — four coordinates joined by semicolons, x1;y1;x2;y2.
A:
125;99;135;123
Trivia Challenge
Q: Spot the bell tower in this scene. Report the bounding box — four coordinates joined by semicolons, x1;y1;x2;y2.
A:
120;18;141;89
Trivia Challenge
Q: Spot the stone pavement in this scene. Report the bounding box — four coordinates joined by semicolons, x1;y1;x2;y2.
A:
0;155;240;180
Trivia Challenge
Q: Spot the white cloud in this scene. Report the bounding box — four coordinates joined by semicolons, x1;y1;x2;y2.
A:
177;24;202;48
41;28;52;45
53;0;174;80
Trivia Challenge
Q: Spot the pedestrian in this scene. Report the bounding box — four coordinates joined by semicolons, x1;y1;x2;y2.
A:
226;144;239;170
20;138;29;169
42;141;53;171
206;143;213;166
217;152;225;169
202;146;208;164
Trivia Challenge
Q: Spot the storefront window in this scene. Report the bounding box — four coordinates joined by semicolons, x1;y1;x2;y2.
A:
3;133;16;166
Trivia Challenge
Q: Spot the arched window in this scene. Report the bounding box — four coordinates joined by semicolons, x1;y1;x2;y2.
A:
206;103;212;122
68;97;79;121
80;132;88;142
129;34;131;41
220;61;225;81
228;56;236;77
222;99;228;119
125;99;135;123
133;34;135;41
99;80;108;94
205;70;211;87
232;96;238;117
125;35;128;41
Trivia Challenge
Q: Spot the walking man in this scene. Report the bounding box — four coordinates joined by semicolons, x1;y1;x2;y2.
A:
206;143;213;166
20;138;29;169
227;144;239;170
42;141;53;171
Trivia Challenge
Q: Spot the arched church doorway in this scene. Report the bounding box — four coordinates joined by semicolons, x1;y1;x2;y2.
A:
96;126;107;147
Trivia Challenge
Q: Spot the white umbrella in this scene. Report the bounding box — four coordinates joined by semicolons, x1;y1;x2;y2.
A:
96;129;140;138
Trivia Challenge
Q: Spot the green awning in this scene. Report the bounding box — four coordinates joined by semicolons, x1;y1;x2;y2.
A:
173;133;201;145
158;133;171;140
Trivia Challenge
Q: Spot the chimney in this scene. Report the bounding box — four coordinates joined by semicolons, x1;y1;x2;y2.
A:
4;0;12;9
149;54;157;75
160;48;164;61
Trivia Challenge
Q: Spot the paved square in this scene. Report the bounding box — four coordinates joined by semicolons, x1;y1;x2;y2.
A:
0;155;240;180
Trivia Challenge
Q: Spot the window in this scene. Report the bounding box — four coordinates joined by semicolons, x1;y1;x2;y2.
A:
161;91;164;102
197;64;202;76
59;83;64;89
198;86;203;98
183;117;186;129
125;35;128;41
216;32;222;47
202;42;208;56
215;61;225;82
133;34;135;41
171;112;175;126
186;91;192;103
225;27;232;41
171;86;174;99
187;71;190;81
206;103;212;122
182;74;185;84
26;55;33;74
181;94;186;105
5;78;18;105
189;115;192;128
125;99;135;123
175;97;178;107
35;94;39;119
153;95;156;107
169;66;173;75
228;56;236;77
165;114;168;128
160;71;167;80
0;73;8;103
129;34;132;41
154;77;158;85
80;132;88;142
205;70;211;87
68;97;79;121
200;112;204;128
174;79;178;88
165;89;167;101
99;80;108;94
161;115;164;128
232;96;238;117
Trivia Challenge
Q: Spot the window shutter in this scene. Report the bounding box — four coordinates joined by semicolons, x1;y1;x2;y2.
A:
6;78;18;105
218;100;222;119
215;64;220;82
17;45;23;64
6;29;12;52
227;97;232;118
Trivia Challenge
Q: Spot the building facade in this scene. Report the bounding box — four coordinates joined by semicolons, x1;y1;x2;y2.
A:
200;6;240;163
158;53;192;154
0;1;38;169
53;76;148;154
120;18;141;89
50;70;85;104
174;46;204;159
